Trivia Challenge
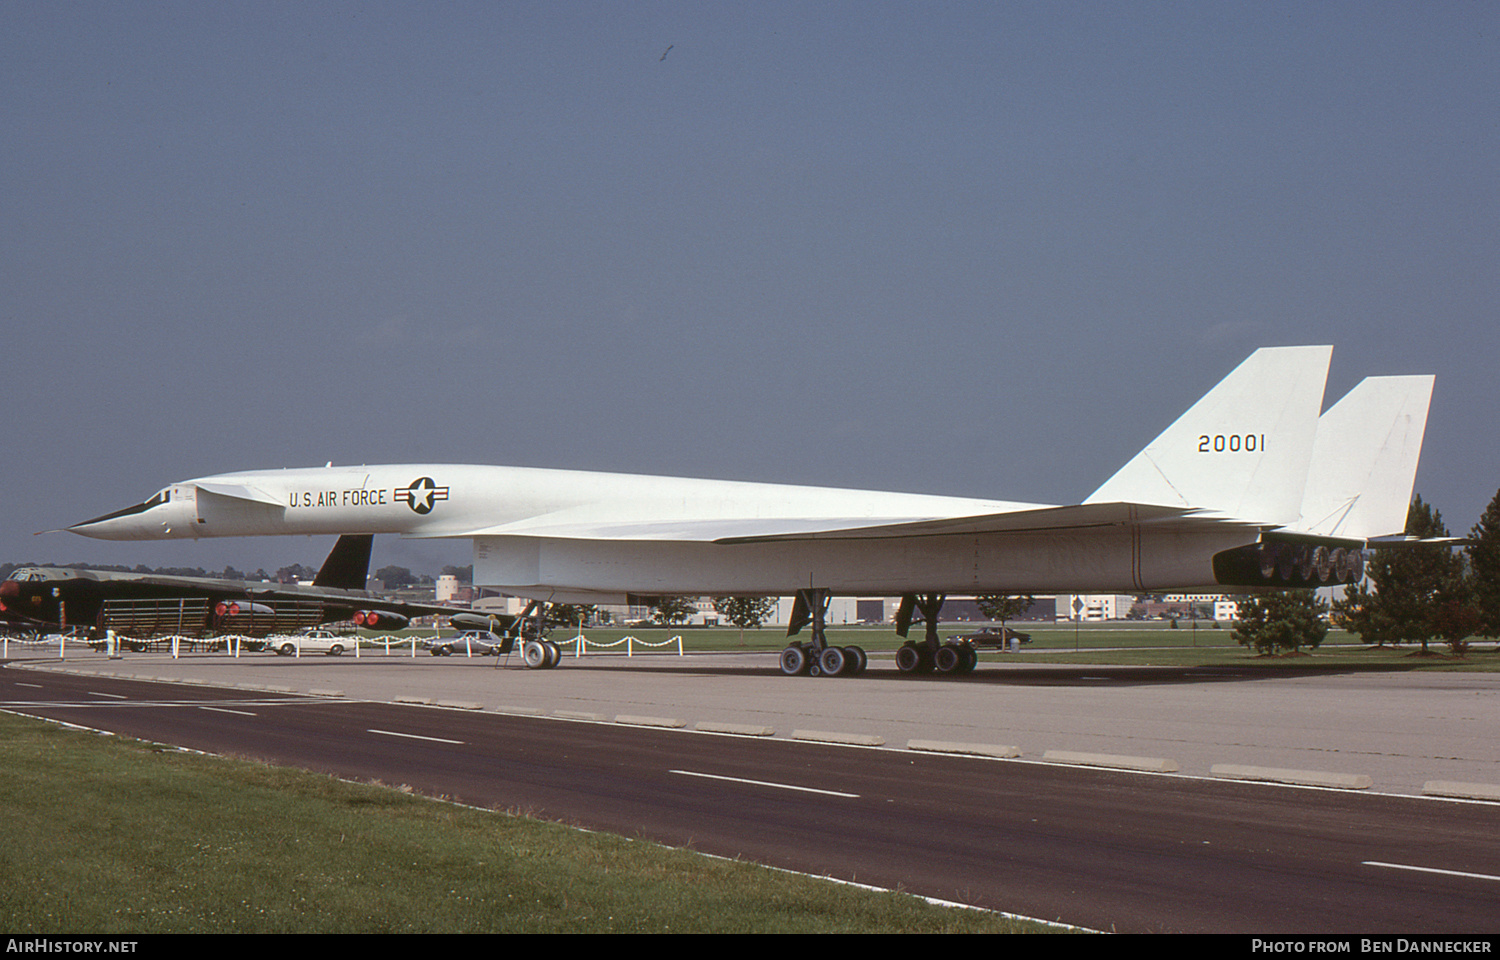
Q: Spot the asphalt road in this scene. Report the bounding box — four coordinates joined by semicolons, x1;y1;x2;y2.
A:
5;663;1498;934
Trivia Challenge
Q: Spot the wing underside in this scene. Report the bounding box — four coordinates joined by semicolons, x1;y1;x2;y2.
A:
426;501;1253;544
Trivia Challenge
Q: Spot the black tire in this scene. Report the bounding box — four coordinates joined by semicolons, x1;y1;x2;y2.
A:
843;645;867;674
779;645;809;676
818;646;847;677
329;644;344;656
934;643;962;674
279;643;296;657
958;642;978;673
522;640;548;669
895;643;923;673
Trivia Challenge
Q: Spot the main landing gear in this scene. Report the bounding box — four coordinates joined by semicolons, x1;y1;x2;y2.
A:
893;593;977;676
779;590;979;677
779;588;867;677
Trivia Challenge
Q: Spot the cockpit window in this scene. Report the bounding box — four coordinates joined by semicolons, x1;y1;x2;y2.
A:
71;489;172;528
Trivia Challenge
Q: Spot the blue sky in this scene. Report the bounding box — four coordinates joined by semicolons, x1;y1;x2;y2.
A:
3;2;1495;576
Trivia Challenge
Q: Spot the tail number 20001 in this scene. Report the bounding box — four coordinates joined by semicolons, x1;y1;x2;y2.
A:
1199;434;1264;453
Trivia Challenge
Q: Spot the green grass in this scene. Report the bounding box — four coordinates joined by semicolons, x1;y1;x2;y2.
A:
0;713;1058;934
515;624;1500;672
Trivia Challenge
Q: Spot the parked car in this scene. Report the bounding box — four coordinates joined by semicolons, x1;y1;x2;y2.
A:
272;629;353;656
952;626;1032;647
422;630;509;656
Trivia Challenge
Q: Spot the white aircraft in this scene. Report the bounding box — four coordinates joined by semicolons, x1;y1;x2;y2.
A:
67;346;1433;676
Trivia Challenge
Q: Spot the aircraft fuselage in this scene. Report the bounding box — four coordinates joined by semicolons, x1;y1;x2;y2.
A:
67;464;1264;601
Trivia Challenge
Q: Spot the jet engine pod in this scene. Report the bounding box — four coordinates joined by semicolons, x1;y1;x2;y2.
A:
353;610;409;631
215;600;275;618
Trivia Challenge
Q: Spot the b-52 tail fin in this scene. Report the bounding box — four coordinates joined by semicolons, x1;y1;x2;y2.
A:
311;534;375;590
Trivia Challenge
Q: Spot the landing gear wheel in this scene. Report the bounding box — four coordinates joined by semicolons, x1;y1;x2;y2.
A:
842;645;867;674
934;642;962;674
780;645;810;676
542;640;561;668
896;642;930;673
522;640;549;669
818;646;848;676
958;642;978;673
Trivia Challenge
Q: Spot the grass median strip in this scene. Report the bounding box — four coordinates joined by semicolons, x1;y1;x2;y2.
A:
0;712;1056;933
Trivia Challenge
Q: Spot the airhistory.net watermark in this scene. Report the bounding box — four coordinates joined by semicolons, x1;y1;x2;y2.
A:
5;941;138;954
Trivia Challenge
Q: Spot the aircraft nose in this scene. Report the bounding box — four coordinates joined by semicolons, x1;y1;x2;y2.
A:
0;580;18;599
67;499;158;540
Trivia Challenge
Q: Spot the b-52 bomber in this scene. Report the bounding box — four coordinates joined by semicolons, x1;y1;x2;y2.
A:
65;346;1435;677
0;534;530;651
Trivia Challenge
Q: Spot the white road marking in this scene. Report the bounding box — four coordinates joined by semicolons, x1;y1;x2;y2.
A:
0;697;334;709
671;769;859;798
88;691;128;699
199;706;257;717
368;728;465;745
1364;861;1500;883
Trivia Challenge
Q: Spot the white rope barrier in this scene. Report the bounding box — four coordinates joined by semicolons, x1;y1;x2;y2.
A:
563;634;684;657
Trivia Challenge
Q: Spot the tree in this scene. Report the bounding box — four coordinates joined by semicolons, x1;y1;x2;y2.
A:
275;563;316;584
650;596;698;626
1468;487;1500;639
1430;592;1481;656
546;603;599;630
975;594;1035;640
712;596;778;644
374;564;417;588
1232;590;1329;654
1332;495;1465;654
440;564;473;583
974;594;1035;624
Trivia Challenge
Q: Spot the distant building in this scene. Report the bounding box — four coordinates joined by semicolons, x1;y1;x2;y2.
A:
1054;594;1136;621
435;574;474;604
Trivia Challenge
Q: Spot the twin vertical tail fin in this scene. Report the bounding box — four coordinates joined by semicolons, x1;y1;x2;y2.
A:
1290;375;1434;541
1211;372;1435;589
1083;345;1333;526
1080;345;1435;590
1083;344;1435;547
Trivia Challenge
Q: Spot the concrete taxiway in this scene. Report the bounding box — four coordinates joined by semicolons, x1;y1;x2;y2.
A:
11;644;1500;800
